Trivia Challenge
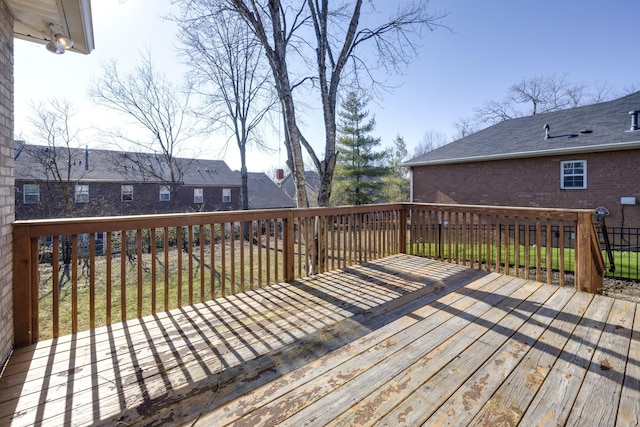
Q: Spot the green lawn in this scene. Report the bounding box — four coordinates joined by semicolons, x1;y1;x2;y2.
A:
408;242;634;280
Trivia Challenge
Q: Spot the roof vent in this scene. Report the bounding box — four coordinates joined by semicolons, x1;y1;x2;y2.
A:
629;110;640;131
544;124;550;140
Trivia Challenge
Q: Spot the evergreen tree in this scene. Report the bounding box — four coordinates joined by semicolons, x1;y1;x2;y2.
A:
331;92;388;206
382;135;410;202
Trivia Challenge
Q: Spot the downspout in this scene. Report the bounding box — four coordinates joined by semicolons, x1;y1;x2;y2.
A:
409;167;414;202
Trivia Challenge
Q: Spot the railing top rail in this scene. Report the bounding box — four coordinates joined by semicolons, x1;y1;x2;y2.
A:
13;204;406;238
405;203;592;220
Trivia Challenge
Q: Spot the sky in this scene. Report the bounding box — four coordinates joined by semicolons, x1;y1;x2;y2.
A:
13;0;640;174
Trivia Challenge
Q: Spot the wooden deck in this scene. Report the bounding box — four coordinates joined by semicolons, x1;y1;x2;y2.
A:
1;254;638;426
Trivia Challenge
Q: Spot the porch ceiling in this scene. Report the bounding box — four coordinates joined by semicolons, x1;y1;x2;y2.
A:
7;0;94;54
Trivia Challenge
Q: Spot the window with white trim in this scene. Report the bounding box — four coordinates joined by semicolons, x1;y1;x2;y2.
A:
23;184;40;204
75;184;89;203
194;188;203;203
121;185;133;202
159;185;171;201
222;188;231;203
561;160;586;189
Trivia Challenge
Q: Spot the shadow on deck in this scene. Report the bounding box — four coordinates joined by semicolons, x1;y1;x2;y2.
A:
1;254;638;426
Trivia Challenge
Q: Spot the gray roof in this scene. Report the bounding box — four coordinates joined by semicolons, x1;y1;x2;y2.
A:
246;173;295;209
280;170;321;199
404;91;640;166
15;144;239;187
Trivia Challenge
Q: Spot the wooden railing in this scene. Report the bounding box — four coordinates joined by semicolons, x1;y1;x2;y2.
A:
405;204;604;293
12;204;404;346
12;203;603;347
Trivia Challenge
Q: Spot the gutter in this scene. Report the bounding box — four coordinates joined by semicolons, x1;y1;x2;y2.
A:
402;140;640;167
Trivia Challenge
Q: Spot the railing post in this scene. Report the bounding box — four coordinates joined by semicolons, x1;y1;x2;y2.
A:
575;211;596;293
13;223;36;347
399;205;407;254
283;209;295;281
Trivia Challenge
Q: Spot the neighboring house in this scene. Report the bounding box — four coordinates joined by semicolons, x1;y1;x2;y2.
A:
15;144;243;219
246;172;295;209
280;170;321;207
403;91;640;228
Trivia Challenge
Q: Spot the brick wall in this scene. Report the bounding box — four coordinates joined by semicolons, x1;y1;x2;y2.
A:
411;150;640;228
0;0;13;367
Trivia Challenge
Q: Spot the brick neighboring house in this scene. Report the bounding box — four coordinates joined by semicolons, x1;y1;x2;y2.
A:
404;91;640;228
15;144;246;219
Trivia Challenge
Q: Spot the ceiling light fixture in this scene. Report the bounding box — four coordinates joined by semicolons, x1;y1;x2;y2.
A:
45;24;74;54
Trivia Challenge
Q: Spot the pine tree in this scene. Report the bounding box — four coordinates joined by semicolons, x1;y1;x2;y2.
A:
382;135;410;202
331;92;388;206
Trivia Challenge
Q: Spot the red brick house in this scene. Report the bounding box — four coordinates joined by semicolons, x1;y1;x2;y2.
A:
404;91;640;227
15;144;293;219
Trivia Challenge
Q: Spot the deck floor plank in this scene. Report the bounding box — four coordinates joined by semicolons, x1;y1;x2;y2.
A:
518;294;615;426
565;298;635;426
214;274;524;427
0;254;638;427
374;281;560;426
618;302;640;426
467;289;594;426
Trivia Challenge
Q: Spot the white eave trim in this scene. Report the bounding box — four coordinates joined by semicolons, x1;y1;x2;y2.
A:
402;140;640;167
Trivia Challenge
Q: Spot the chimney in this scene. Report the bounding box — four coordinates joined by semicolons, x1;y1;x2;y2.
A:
544;124;550;140
630;110;640;131
85;145;89;170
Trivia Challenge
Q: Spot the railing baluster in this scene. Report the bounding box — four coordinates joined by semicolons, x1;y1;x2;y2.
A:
177;226;183;306
90;233;96;329
71;234;78;334
214;223;216;300
137;229;143;317
524;217;530;280
120;231;127;322
546;219;553;284
106;233;112;325
240;221;246;293
52;235;60;338
559;219;565;286
230;222;236;295
188;225;194;304
536;218;542;282
163;227;169;310
151;228;157;313
514;217;520;278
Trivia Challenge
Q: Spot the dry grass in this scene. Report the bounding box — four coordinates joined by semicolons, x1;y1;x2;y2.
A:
37;237;288;340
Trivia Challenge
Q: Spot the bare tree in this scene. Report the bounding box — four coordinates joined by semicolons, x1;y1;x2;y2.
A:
413;129;449;157
175;0;446;208
176;7;275;210
452;116;476;140
458;75;616;134
89;52;196;210
21;99;93;283
24;99;87;217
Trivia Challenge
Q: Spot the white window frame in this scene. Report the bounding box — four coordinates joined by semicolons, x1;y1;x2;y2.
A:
159;185;171;202
222;188;231;203
23;184;40;204
75;184;89;203
560;160;587;190
121;184;134;202
194;188;204;204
